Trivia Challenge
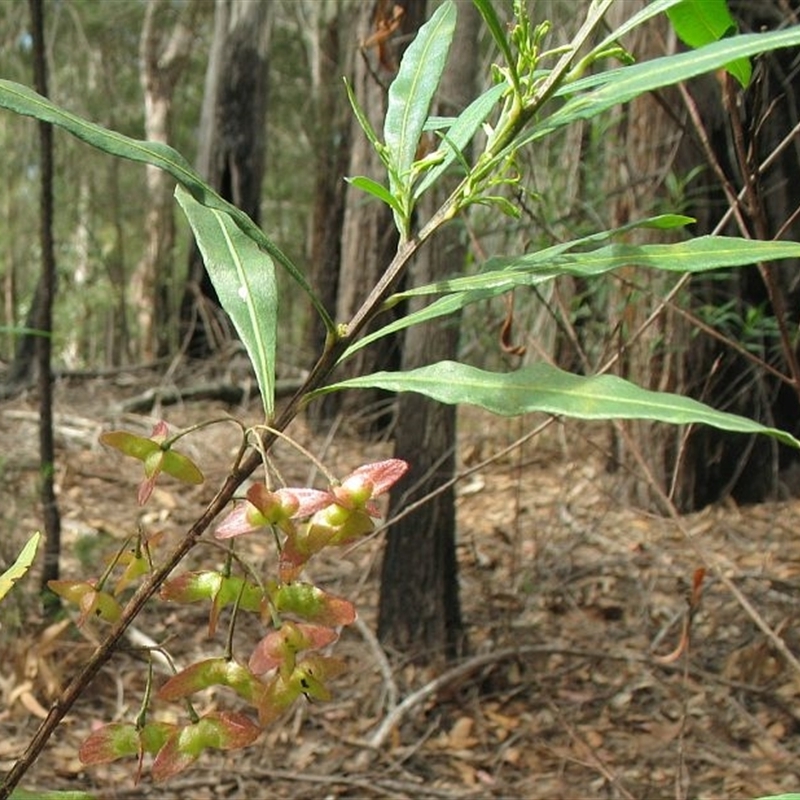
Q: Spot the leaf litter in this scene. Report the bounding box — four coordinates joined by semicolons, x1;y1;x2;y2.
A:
1;376;800;798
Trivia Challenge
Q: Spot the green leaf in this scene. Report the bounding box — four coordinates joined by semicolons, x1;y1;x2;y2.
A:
521;27;800;150
384;0;457;232
0;532;40;602
316;361;800;449
754;796;800;800
340;235;800;363
339;215;695;361
176;186;277;419
345;176;405;216
400;236;800;298
593;0;684;55
0;79;333;337
667;0;736;46
343;77;385;163
666;0;751;87
472;0;516;87
413;82;507;200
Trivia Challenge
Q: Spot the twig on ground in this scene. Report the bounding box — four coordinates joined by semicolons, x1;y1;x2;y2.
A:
354;615;399;713
545;697;637;800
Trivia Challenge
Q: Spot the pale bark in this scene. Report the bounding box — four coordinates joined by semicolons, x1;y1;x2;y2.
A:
131;0;205;359
180;0;272;358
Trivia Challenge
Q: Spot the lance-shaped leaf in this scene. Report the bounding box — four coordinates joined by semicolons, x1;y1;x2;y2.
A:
317;360;800;449
413;82;506;200
176;186;277;420
472;0;516;88
9;789;104;800
0;531;39;602
0;79;333;337
339;234;800;363
383;0;457;233
519;27;800;151
157;658;265;706
151;712;260;782
345;175;405;217
402;236;800;298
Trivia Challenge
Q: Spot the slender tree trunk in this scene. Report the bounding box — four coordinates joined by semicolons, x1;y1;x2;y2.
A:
131;0;204;360
179;0;271;359
305;3;353;431
378;0;480;663
28;0;61;611
600;6;690;512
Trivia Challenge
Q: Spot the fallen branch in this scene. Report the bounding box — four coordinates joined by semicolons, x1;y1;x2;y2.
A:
116;378;304;413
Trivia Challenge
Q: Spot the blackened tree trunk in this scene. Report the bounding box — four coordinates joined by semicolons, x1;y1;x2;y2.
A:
602;0;800;512
378;0;480;663
28;0;61;610
179;0;271;359
679;0;800;509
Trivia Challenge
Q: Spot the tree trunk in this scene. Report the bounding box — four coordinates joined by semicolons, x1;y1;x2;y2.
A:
600;6;690;512
378;0;480;663
312;0;426;435
131;0;204;360
28;0;61;611
677;1;800;509
602;1;800;512
179;0;272;359
304;3;353;432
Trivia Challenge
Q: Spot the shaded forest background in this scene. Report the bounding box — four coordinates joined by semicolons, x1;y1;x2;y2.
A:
4;2;800;796
3;0;800;548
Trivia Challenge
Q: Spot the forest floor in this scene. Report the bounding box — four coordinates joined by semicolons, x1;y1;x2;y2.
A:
2;367;800;800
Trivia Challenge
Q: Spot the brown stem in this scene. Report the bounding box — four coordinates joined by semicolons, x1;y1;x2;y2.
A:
0;143;463;800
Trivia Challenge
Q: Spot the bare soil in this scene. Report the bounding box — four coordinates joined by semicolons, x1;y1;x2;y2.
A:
2;370;800;800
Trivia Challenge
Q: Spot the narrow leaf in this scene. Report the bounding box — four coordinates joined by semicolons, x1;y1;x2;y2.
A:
593;0;684;54
317;361;800;448
400;236;800;298
0;79;333;335
339;215;695;361
176;186;277;419
413;82;507;199
384;0;457;207
345;176;405;216
343;77;385;162
521;27;800;151
9;790;99;800
472;0;516;86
